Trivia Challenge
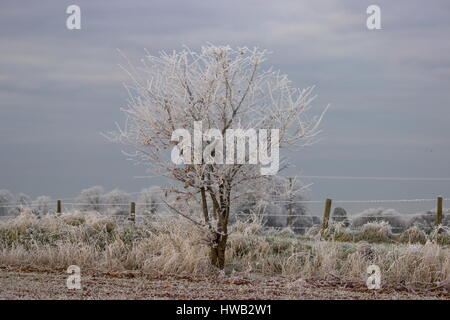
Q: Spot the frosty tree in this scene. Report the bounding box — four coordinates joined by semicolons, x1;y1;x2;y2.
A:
11;193;32;215
108;45;327;268
234;175;310;229
104;189;130;216
76;186;105;212
0;189;14;216
138;186;162;215
32;196;52;215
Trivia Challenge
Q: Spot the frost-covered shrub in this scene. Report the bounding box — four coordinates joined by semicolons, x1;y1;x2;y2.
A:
32;196;52;215
356;242;375;261
76;186;105;212
0;189;16;216
429;225;450;245
61;211;86;226
351;208;408;233
231;217;264;236
332;207;350;227
291;215;321;234
0;190;31;216
320;222;354;242
8;193;32;215
304;224;321;238
16;193;31;207
104;189;130;216
399;226;427;244
233;176;311;233
137;186;162;215
259;203;284;228
407;211;450;233
354;221;394;243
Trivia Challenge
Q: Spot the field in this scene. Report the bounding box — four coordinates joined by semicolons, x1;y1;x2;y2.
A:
1;266;448;300
0;211;449;300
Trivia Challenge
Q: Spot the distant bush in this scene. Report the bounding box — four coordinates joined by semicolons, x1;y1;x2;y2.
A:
9;193;32;215
350;208;408;232
349;207;450;235
137;186;162;215
76;186;105;212
0;189;15;217
104;189;130;216
332;207;349;227
233;176;313;233
32;196;52;215
406;211;450;233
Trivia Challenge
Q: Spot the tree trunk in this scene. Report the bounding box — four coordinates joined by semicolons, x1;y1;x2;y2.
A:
200;186;209;223
210;233;228;269
210;192;230;269
208;183;231;270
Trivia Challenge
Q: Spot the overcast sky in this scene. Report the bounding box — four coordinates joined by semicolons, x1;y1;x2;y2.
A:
1;0;450;205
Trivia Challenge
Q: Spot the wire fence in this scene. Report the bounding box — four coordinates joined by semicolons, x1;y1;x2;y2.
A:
0;196;448;236
1;198;449;213
1;198;449;207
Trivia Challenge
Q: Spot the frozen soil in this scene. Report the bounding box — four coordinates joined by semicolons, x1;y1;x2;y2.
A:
0;266;448;300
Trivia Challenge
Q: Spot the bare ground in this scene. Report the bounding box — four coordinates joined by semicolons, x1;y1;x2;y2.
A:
0;266;448;300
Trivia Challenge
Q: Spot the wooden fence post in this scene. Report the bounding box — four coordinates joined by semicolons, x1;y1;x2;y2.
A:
287;177;293;226
436;196;443;226
321;198;332;231
56;200;62;216
130;202;136;223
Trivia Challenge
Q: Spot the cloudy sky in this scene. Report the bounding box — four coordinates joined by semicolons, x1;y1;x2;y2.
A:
1;0;450;205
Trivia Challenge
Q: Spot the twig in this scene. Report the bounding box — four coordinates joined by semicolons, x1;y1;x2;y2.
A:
161;199;206;228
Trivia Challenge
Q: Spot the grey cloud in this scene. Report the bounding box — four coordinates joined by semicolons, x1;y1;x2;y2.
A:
0;0;449;200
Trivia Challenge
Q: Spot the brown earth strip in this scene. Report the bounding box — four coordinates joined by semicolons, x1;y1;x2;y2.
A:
0;266;448;300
